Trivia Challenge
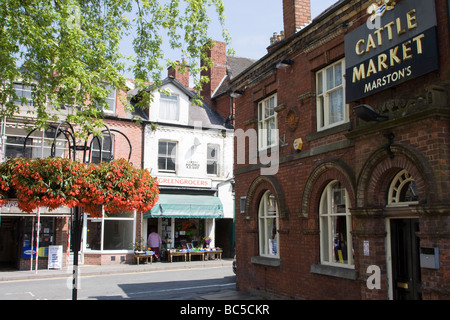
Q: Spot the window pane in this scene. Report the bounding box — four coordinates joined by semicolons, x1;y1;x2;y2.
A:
5;136;32;158
318;96;325;128
332;187;346;214
207;145;218;175
268;118;276;146
14;84;34;106
166;157;176;171
160;94;179;121
101;85;116;112
259;191;279;257
168;142;176;157
320;181;352;266
334;63;342;87
333;216;348;264
92;136;113;163
103;220;134;250
158;157;167;170
266;217;277;256
158;142;167;156
105;98;115;112
207;145;217;159
321;216;329;261
326;67;334;91
400;181;419;202
263;102;268;119
258;94;277;150
268;97;275;116
329;88;344;124
317;72;323;94
86;219;102;250
266;127;272;147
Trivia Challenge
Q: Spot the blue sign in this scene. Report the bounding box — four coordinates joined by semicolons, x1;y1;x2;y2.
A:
22;247;37;258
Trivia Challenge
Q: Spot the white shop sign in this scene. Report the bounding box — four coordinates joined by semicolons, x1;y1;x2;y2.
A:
157;177;212;188
48;245;63;269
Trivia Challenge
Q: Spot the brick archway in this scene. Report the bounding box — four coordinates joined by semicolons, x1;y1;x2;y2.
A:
244;175;288;220
300;160;356;218
356;145;436;208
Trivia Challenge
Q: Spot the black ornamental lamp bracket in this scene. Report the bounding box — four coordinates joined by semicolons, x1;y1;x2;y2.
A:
23;121;132;300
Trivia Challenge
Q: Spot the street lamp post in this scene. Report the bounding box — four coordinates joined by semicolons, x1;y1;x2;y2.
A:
25;121;132;300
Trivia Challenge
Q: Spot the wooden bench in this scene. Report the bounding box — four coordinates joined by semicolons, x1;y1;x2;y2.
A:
205;250;223;261
188;251;205;261
167;251;187;262
134;254;154;265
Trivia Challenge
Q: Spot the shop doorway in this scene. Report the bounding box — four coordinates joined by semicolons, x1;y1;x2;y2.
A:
390;218;421;300
0;217;20;270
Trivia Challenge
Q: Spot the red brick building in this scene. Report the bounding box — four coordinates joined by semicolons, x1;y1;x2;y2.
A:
231;0;450;300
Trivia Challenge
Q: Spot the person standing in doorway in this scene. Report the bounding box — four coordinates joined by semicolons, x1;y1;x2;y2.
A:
148;228;162;261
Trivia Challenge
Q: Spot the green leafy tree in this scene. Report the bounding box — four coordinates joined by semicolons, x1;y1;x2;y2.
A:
0;0;231;136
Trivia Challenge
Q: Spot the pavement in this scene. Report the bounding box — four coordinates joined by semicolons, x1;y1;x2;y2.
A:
0;258;261;300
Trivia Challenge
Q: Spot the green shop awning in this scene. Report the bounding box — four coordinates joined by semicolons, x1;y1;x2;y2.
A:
144;194;224;219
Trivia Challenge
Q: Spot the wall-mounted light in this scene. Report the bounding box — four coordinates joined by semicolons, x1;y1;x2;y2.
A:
276;59;294;69
353;104;388;122
230;90;244;98
221;129;227;138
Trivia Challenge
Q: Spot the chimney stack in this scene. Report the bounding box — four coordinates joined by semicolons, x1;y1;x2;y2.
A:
168;61;190;88
200;41;227;108
283;0;311;38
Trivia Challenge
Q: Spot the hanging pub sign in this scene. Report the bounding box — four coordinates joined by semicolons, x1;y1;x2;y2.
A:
345;0;439;103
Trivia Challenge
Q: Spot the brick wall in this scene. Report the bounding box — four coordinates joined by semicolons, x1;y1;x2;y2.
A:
201;41;227;108
233;0;450;300
283;0;311;38
168;63;190;89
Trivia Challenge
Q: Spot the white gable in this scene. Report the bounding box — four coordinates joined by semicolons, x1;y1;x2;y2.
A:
148;82;190;125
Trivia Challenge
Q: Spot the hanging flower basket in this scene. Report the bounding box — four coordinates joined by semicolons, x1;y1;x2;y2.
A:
0;157;159;217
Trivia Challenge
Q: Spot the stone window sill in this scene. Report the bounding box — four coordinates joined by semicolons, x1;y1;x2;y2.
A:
251;256;281;267
310;264;357;280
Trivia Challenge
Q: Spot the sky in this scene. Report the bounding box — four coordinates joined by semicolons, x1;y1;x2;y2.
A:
121;0;339;79
211;0;338;59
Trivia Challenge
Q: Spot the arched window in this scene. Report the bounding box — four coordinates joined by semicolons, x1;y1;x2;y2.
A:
258;191;279;258
319;181;353;267
387;169;419;206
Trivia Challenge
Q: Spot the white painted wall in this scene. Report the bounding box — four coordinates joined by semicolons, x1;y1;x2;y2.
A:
143;82;235;220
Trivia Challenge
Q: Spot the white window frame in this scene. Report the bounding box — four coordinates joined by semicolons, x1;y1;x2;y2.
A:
100;85;116;114
316;59;348;131
13;83;34;106
258;190;279;258
158;140;177;173
387;169;419;207
84;210;136;253
91;134;114;163
319;180;354;268
1;125;67;162
159;93;180;122
206;144;219;176
258;94;278;151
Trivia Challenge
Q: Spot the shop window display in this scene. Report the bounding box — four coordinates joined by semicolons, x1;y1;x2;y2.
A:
258;191;279;258
319;181;353;267
85;211;135;251
174;219;204;248
22;217;56;257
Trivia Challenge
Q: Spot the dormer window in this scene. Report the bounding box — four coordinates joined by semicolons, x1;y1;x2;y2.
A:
160;94;179;121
